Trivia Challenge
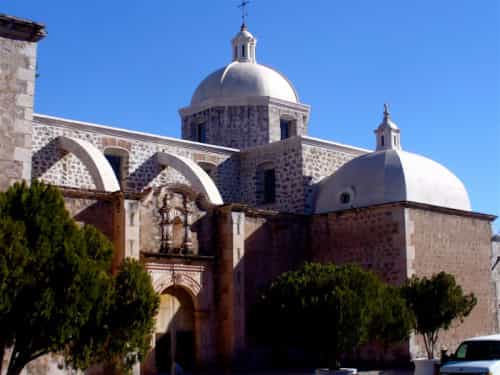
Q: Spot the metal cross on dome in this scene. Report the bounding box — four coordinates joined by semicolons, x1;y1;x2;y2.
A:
238;0;251;26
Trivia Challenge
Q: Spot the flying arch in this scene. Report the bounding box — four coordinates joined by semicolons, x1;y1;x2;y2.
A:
56;136;121;192
155;151;223;205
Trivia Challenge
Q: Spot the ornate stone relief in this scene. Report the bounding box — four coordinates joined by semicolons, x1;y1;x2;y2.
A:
141;185;207;255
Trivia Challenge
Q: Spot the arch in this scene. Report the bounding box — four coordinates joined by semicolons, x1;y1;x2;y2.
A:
155;152;223;205
197;161;217;181
56;136;120;192
153;272;202;304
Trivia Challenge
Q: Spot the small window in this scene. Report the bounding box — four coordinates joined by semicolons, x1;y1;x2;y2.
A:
104;148;129;189
340;192;351;204
263;169;276;204
197;123;207;143
242;45;246;58
105;154;122;182
394;135;397;145
381;135;385;146
280;119;290;140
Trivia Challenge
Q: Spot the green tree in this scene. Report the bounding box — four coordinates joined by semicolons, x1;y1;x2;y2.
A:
0;181;159;375
401;272;477;359
368;285;413;358
257;262;382;369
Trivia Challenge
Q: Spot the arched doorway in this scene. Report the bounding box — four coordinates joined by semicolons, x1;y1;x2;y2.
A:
155;286;196;373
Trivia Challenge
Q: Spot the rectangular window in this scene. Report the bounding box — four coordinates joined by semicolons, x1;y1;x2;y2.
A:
381;135;385;146
242;45;246;58
105;154;122;182
197;123;207;143
263;169;276;204
280;119;290;140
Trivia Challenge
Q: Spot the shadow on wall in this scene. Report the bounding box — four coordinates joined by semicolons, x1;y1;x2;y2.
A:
127;154;165;192
31;138;67;180
234;213;310;371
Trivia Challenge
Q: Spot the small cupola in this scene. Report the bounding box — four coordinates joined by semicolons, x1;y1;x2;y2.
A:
375;104;401;151
231;24;257;63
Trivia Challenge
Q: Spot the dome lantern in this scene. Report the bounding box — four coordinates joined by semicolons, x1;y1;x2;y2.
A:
375;104;401;151
231;24;257;63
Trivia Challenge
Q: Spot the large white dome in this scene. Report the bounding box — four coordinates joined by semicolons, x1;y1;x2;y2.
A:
315;149;471;213
191;61;299;106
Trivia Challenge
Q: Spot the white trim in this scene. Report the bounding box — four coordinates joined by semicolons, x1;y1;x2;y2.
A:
34;113;240;155
155;151;224;205
301;135;370;154
179;96;310;117
56;136;121;192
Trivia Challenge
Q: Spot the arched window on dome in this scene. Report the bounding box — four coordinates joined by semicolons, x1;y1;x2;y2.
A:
279;116;297;140
104;147;129;190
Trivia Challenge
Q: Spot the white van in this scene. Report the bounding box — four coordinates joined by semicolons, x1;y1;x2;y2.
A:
440;334;500;375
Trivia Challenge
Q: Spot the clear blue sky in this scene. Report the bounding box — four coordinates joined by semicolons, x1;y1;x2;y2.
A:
4;1;500;231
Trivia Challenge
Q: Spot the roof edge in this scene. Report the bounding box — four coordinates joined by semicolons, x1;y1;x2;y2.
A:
33;113;240;155
316;200;496;222
0;14;46;42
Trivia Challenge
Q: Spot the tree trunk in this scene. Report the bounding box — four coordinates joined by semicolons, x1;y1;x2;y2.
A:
0;339;5;375
6;348;27;375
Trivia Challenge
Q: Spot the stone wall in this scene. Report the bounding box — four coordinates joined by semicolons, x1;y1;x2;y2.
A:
182;105;270;149
406;207;497;356
243;211;309;310
268;103;308;143
32;116;240;202
492;234;500;329
0;16;44;191
310;205;408;285
239;137;304;212
180;100;310;150
301;140;365;214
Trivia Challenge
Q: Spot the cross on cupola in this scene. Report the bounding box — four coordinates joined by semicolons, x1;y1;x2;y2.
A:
238;0;250;28
375;104;402;151
232;1;257;63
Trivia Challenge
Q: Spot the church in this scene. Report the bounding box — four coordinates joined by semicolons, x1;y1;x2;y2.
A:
0;12;497;375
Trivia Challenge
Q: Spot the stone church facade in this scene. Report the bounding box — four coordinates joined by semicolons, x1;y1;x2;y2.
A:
0;14;497;375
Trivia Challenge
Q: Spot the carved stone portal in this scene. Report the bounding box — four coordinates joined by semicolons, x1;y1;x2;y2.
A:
141;185;206;255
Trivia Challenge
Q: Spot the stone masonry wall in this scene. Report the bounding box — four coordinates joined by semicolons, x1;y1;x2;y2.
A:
243;212;309;312
301;142;364;214
239;136;304;212
492;235;500;330
310;205;408;285
181;103;309;150
0;35;38;190
407;207;497;357
32;117;241;202
182;105;270;149
268;103;308;143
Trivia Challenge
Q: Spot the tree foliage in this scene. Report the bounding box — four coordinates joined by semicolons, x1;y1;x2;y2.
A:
401;272;477;359
256;262;407;368
368;285;413;356
0;181;159;375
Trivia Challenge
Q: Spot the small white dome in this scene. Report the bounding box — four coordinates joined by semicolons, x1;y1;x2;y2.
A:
315;149;471;213
191;61;299;105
